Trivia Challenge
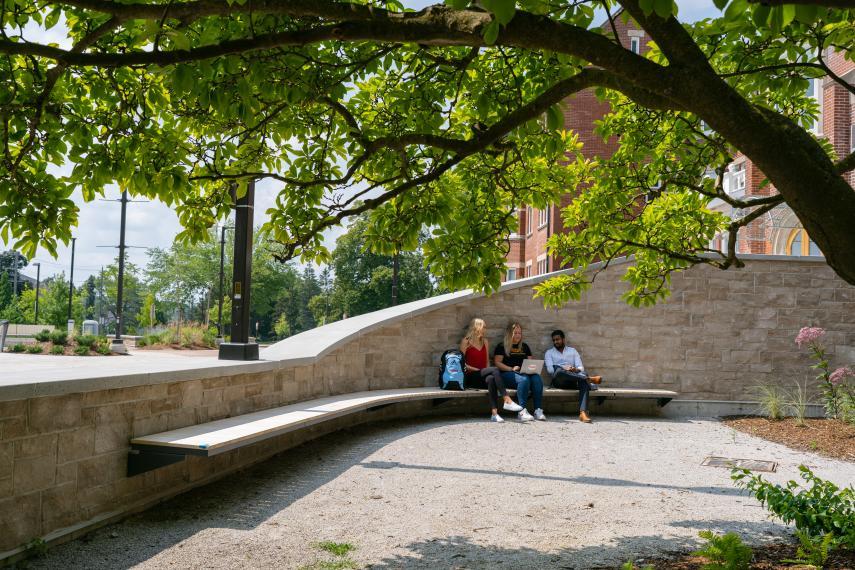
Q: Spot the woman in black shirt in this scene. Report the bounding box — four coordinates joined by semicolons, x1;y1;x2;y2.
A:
493;322;545;421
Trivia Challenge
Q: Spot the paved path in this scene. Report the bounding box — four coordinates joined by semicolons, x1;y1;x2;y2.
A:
30;416;854;569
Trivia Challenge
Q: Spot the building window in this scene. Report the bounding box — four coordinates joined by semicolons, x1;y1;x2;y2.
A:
525;261;532;277
806;78;823;134
727;162;745;194
537;208;548;228
537;258;548;275
526;206;533;235
506;268;517;281
787;228;823;257
630;37;640;54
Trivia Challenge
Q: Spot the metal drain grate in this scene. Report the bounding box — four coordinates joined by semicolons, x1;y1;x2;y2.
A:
701;456;777;472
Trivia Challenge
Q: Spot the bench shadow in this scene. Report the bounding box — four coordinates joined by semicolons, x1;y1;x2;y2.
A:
360;460;744;496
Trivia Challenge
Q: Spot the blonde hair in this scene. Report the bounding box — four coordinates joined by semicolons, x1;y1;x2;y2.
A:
504;321;522;351
464;318;486;345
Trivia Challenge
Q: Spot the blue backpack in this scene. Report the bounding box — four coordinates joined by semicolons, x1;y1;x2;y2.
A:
438;349;466;390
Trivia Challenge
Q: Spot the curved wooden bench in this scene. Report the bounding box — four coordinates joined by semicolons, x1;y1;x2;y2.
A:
128;386;677;476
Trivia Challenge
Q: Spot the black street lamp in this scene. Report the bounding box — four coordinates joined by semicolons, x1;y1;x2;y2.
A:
111;190;129;353
67;237;76;332
216;223;234;343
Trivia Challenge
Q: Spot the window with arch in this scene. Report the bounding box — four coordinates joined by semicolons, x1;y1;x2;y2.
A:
787;229;822;256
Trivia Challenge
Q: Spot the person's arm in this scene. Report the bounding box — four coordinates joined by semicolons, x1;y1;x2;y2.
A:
545;348;556;375
573;348;585;372
460;338;477;372
494;345;518;372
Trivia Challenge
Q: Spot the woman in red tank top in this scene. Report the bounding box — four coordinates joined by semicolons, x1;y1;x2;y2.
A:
459;318;523;422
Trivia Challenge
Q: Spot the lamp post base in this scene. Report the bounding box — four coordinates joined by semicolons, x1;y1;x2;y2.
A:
110;339;128;354
218;342;259;361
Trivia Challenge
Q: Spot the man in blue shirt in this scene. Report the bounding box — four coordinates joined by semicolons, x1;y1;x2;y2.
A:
545;329;602;423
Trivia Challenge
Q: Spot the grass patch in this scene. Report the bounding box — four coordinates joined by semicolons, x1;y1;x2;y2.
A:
315;542;355;557
25;344;44;354
298;561;358;570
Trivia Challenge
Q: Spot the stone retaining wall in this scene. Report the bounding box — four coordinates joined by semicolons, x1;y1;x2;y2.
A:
1;257;853;557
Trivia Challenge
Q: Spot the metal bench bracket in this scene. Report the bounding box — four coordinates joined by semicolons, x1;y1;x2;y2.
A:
128;447;187;477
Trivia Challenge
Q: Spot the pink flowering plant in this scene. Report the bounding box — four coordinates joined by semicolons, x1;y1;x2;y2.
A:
795;327;854;421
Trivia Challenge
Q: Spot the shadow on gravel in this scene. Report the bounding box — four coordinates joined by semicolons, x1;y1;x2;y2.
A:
367;533;698;569
28;418;451;570
361;460;743;496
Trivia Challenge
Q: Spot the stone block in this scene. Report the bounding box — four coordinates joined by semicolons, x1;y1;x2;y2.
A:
178;381;203;407
202;376;230;390
28;394;83;434
0;417;27;441
77;452;125;489
0;476;10;497
55;461;77;486
0;441;12;479
0;492;40;551
167;408;197;430
42;482;79;531
14;433;57;459
13;454;56;494
0;400;27;421
245;383;263;397
132;414;169;438
150;397;180;414
77;482;115;515
202;388;224;406
57;426;95;463
94;407;130;455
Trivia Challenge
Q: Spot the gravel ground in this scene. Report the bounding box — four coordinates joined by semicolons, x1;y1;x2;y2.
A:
27;415;855;570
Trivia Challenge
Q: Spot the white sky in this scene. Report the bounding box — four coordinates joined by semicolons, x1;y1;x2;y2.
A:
7;1;720;284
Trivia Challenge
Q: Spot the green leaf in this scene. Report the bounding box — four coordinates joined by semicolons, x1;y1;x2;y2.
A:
482;0;516;25
652;0;675;19
483;20;500;45
546;104;563;131
713;0;728;10
639;0;655;16
444;0;470;8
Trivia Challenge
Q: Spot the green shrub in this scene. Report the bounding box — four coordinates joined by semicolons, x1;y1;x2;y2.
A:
75;334;97;349
732;465;855;548
34;329;52;342
692;530;752;570
50;345;65;355
752;384;786;420
73;345;90;356
136;337;147;347
96;344;111;355
49;330;68;346
783;530;837;569
26;344;44;354
10;343;26;353
621;561;654;570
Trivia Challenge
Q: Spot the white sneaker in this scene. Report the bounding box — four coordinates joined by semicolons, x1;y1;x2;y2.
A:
503;401;523;413
491;414;504;423
534;408;547;421
518;409;534;422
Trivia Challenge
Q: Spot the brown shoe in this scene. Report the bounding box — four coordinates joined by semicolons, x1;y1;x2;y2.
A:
579;411;592;423
589;376;602;384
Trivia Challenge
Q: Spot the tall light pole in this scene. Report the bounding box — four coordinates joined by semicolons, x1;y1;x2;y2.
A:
219;181;258;361
33;262;41;324
111;190;129;353
216;223;233;343
67;237;76;332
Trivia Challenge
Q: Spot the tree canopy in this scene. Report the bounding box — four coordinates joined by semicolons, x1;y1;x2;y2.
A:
1;0;853;305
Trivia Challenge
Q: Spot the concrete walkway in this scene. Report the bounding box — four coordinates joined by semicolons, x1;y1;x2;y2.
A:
28;415;854;569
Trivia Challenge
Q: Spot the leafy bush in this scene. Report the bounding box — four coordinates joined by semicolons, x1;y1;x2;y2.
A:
49;330;68;346
732;465;855;548
96;344;111;355
692;530;752;570
75;334;98;349
50;345;65;355
25;344;44;354
136;337;147;347
621;561;654;570
73;345;90;356
10;343;26;353
34;329;52;342
783;530;837;569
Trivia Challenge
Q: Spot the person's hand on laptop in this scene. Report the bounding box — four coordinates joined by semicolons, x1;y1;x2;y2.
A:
513;366;520;372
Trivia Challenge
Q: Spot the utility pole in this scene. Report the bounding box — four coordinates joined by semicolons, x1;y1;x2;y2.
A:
219;181;258;361
216;223;233;344
67;237;76;333
33;262;40;324
111;190;129;353
391;251;399;306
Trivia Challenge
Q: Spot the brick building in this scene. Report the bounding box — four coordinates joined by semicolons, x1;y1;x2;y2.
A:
505;20;854;280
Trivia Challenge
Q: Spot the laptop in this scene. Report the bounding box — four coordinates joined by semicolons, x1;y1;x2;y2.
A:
519;359;544;375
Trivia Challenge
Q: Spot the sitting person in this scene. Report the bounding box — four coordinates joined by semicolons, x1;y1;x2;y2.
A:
460;318;523;423
545;329;602;423
494;322;545;422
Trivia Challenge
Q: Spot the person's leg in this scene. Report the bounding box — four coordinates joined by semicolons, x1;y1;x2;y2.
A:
578;373;590;412
482;369;500;413
500;371;518;391
530;374;544;410
514;373;530;408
